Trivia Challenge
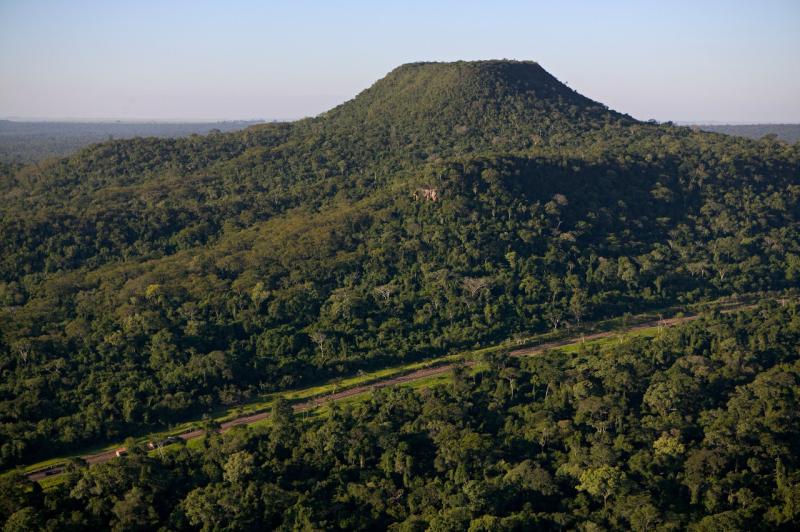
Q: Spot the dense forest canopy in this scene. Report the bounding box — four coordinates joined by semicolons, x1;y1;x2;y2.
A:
0;60;799;478
3;304;799;530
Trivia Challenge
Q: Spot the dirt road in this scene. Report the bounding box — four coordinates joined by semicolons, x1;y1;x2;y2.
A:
26;312;700;481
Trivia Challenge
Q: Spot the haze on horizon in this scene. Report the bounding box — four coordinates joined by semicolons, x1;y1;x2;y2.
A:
1;0;799;123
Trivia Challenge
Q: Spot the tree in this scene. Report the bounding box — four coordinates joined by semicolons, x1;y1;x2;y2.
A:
625;497;661;532
577;465;625;507
222;451;255;483
2;508;44;532
653;431;685;459
111;487;159;532
309;330;329;362
570;288;588;324
270;396;298;454
374;283;395;301
462;276;492;298
0;472;38;524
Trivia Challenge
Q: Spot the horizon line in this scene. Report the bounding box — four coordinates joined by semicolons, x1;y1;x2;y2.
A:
0;117;283;124
3;117;800;126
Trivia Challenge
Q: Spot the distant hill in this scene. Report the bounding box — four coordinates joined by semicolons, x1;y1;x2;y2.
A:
695;123;800;143
0;120;264;163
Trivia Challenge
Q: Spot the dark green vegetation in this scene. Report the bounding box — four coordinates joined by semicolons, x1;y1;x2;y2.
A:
696;124;800;144
0;120;262;164
3;304;800;530
1;60;799;475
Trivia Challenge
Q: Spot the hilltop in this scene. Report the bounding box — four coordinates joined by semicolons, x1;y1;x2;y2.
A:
316;60;633;154
0;61;799;472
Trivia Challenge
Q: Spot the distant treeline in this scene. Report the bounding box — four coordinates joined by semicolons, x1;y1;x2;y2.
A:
696;123;800;143
0;120;265;163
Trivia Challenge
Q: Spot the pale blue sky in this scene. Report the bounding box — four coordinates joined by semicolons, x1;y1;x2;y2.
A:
1;0;798;122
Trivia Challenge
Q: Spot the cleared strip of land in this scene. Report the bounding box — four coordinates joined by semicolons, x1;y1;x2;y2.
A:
26;313;696;481
23;294;789;483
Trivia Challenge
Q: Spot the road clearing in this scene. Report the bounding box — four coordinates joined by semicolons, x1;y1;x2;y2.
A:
26;311;703;481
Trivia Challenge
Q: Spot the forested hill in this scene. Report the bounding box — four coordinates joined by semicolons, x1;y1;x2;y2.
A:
0;60;634;282
1;61;799;468
315;60;634;155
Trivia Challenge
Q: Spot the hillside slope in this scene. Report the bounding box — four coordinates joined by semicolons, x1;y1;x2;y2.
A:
1;61;799;467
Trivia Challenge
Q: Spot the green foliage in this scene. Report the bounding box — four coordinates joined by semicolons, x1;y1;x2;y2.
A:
3;305;800;529
0;60;799;472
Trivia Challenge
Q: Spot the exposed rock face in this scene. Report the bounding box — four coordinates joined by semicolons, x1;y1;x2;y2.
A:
414;187;439;201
